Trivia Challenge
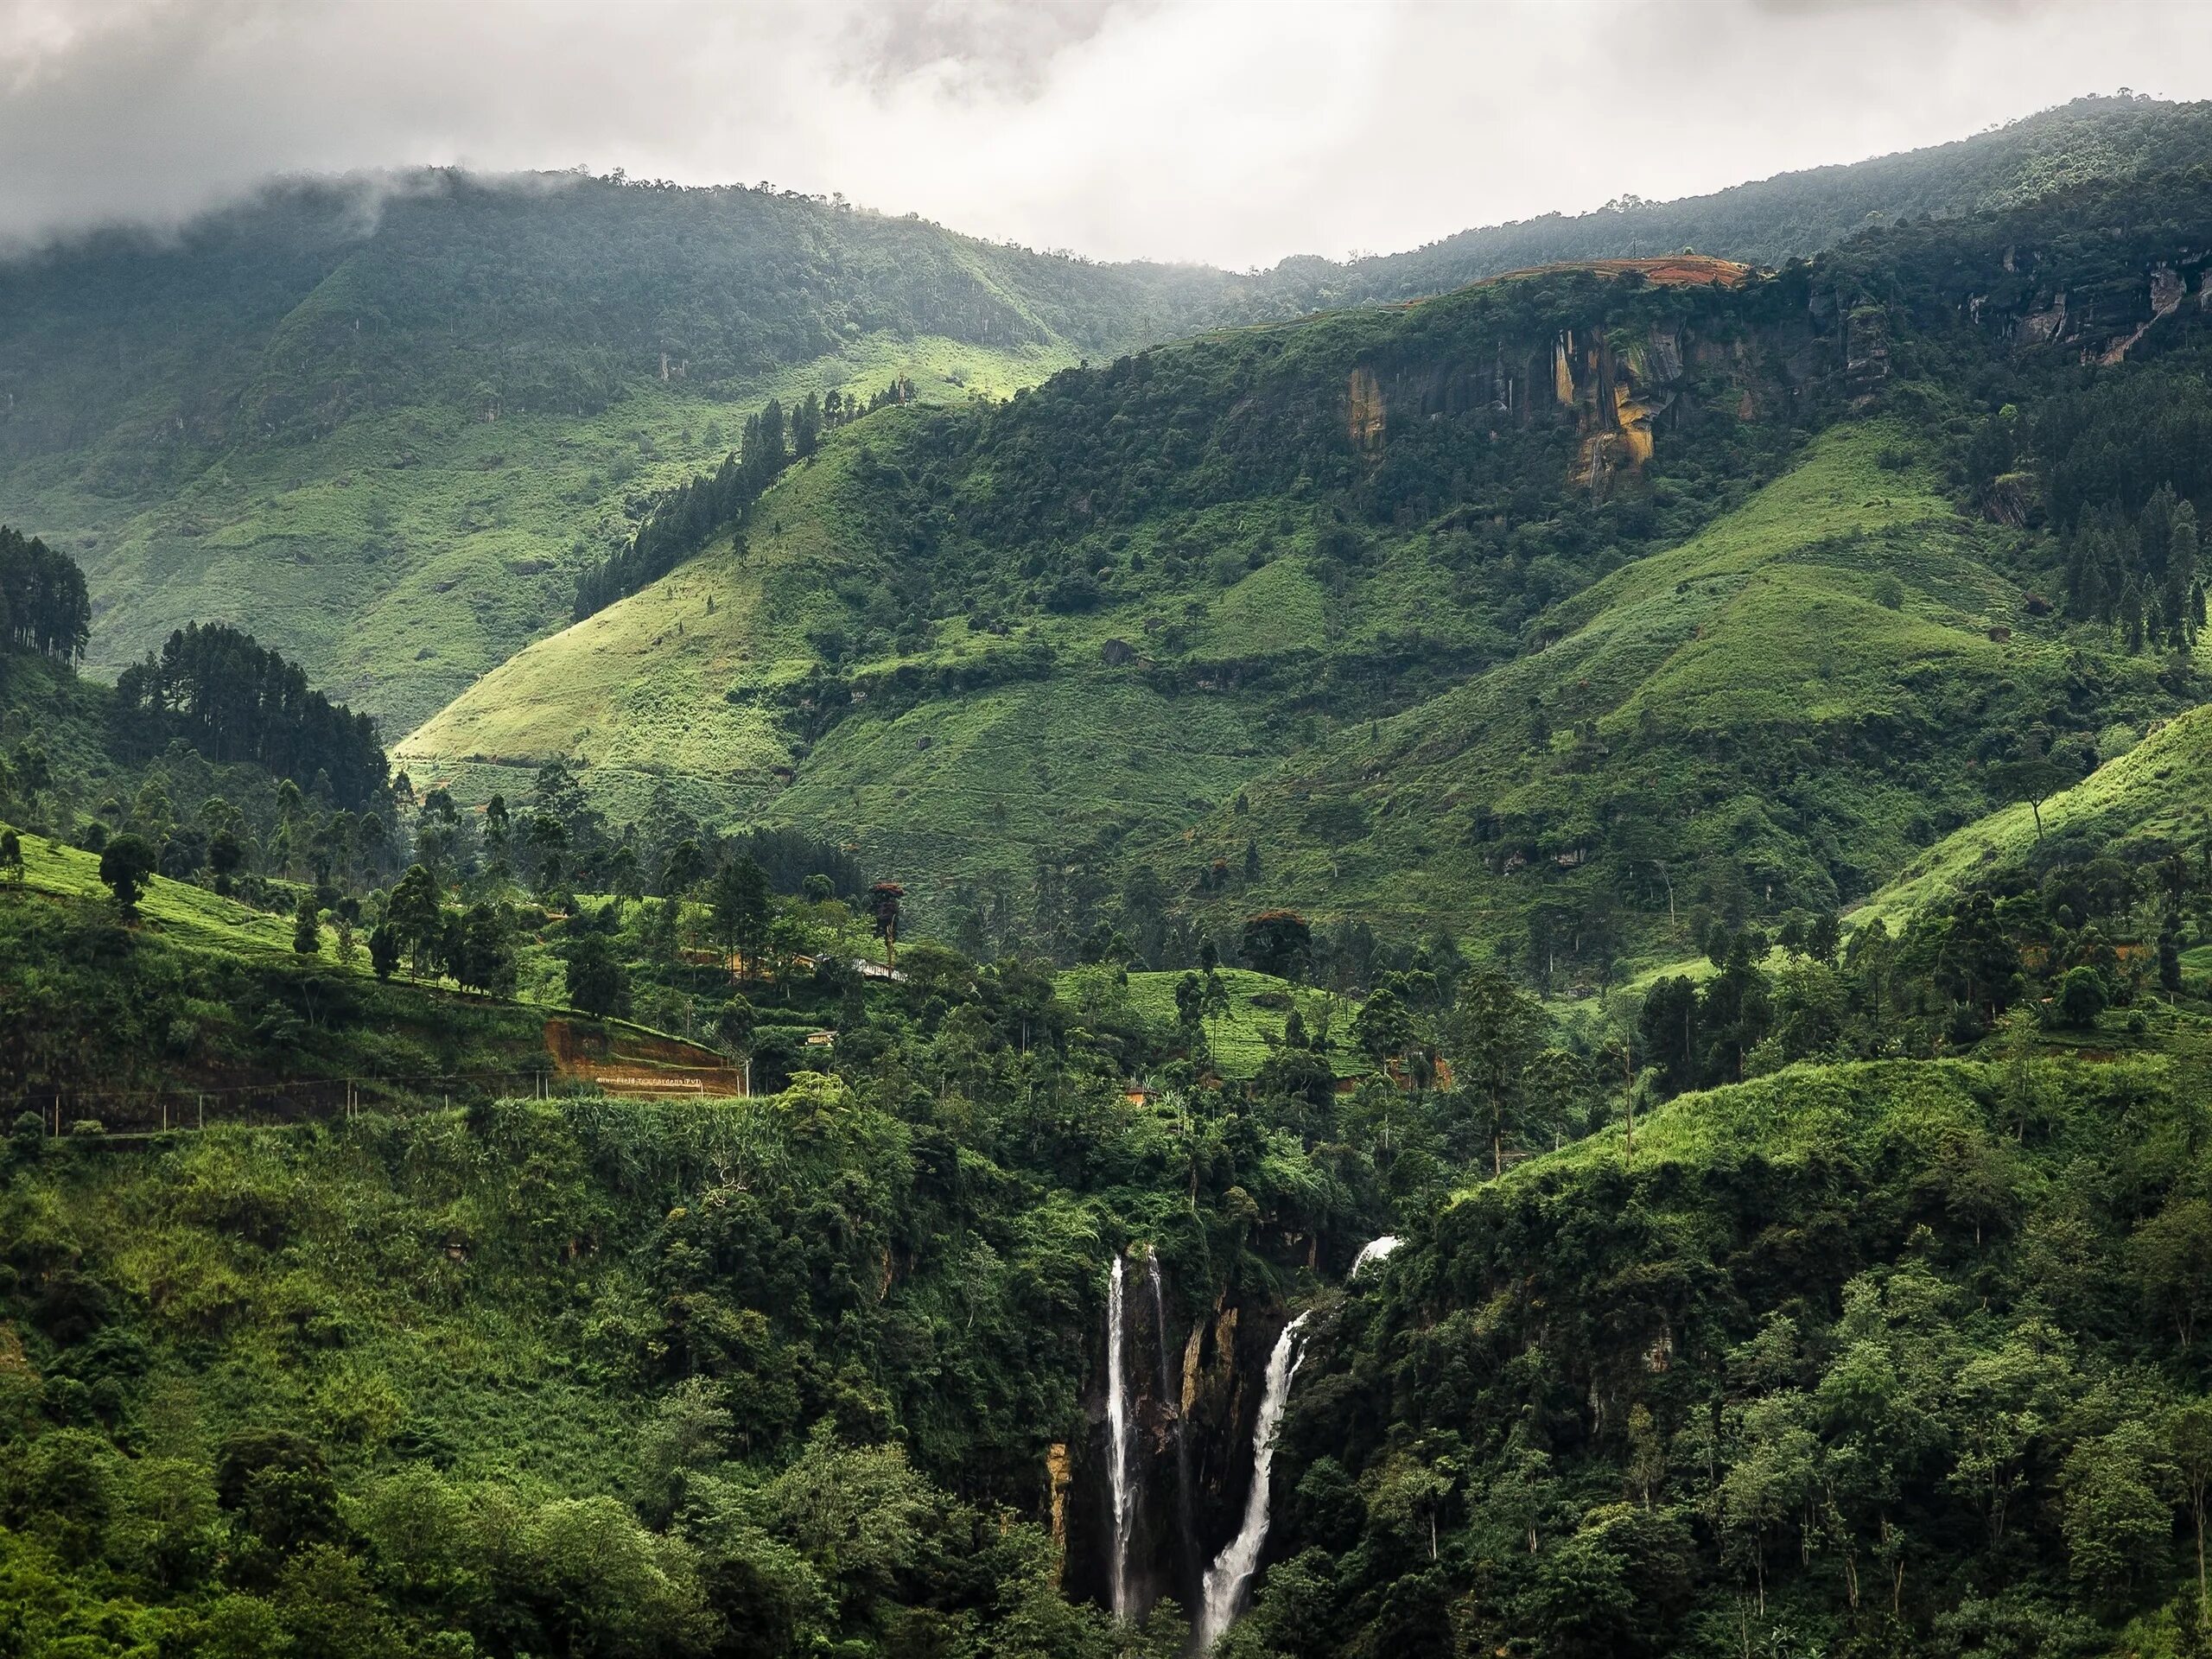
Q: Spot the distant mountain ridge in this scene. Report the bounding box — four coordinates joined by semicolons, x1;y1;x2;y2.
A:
0;93;2208;734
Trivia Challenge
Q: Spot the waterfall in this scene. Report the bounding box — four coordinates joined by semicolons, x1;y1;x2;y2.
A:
1350;1234;1402;1278
1197;1312;1311;1651
1147;1252;1200;1607
1106;1253;1135;1623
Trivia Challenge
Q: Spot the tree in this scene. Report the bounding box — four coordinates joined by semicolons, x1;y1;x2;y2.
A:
1806;910;1841;966
718;995;758;1094
2056;964;2108;1028
208;827;245;883
1446;969;1544;1176
1352;987;1418;1067
2061;1422;2173;1600
1174;972;1205;1049
659;836;707;898
99;833;158;918
1991;750;2071;843
563;933;628;1019
385;865;444;978
0;828;21;888
605;845;643;910
2170;1400;2212;1622
1242;909;1313;981
1638;976;1700;1096
10;741;51;820
870;880;905;969
456;904;518;996
369;924;401;981
712;857;772;979
2135;1198;2212;1351
291;897;322;957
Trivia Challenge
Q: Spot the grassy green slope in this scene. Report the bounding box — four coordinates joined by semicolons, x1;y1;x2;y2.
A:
399;257;1827;909
1180;423;2170;967
26;338;1069;735
1054;967;1368;1081
7;830;311;963
396;420;1300;851
1854;697;2212;932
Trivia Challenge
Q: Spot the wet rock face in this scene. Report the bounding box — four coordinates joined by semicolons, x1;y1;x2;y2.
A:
1061;1270;1294;1624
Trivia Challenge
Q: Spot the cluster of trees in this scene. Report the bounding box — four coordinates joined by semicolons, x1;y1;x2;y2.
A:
368;866;518;994
1994;369;2212;649
110;622;389;810
62;768;399;903
571;379;912;619
0;524;89;664
1635;819;2209;1103
1254;1040;2212;1658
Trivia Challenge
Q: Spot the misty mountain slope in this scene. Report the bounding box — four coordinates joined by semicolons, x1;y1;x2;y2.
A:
8;95;2212;735
1306;92;2212;308
0;175;1253;730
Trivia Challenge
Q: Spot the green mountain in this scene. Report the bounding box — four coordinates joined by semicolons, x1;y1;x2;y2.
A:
7;95;2212;738
402;162;2212;976
0;175;1251;733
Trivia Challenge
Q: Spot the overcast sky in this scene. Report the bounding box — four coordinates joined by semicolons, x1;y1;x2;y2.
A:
4;0;2212;269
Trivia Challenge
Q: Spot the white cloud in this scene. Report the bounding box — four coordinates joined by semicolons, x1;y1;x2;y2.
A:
0;0;2208;266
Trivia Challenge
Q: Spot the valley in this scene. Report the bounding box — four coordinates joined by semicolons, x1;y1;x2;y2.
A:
9;85;2212;1659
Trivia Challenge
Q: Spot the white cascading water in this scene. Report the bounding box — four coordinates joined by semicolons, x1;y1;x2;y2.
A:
1106;1253;1135;1623
1350;1234;1402;1277
1197;1311;1311;1651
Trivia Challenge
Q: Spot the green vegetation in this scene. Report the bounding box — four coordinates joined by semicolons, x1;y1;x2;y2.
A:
408;162;2212;985
21;90;2212;1659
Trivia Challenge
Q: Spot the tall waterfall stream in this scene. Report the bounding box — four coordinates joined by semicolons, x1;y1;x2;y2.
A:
1105;1254;1135;1623
1196;1312;1311;1650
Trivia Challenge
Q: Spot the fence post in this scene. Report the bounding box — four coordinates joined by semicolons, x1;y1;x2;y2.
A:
198;1094;204;1131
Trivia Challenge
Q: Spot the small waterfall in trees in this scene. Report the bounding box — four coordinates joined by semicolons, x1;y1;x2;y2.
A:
1197;1312;1311;1651
1147;1251;1200;1605
1350;1235;1402;1277
1106;1254;1135;1623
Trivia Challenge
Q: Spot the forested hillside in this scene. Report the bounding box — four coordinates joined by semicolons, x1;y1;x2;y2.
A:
404;161;2212;983
3;95;2208;734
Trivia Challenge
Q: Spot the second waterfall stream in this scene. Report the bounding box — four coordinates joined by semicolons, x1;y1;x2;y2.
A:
1196;1311;1312;1651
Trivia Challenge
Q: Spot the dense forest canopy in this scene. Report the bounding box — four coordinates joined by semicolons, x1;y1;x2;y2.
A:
111;622;389;811
0;524;88;664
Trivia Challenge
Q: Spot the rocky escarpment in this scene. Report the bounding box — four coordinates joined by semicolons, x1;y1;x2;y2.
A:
1341;257;1814;498
1059;1252;1301;1624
